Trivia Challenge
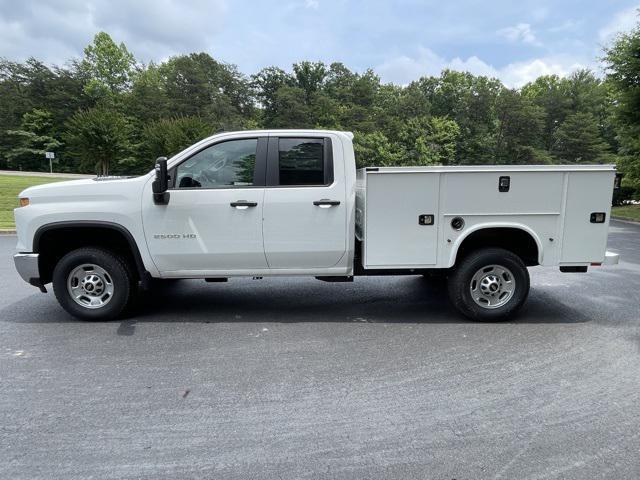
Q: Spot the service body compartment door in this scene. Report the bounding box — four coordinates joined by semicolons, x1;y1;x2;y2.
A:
364;172;439;268
561;171;615;263
263;135;347;269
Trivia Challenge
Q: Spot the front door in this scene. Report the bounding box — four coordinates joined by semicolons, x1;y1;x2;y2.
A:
262;135;347;269
142;136;269;274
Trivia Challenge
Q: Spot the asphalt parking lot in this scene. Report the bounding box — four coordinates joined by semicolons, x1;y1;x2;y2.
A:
1;220;639;479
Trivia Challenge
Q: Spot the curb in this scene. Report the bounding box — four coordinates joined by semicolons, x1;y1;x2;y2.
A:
611;216;640;225
0;230;17;235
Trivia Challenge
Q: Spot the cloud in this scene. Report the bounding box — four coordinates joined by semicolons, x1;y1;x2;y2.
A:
0;0;227;65
599;5;639;42
499;57;588;87
498;23;540;45
548;19;582;33
376;48;590;88
0;0;624;87
375;47;444;83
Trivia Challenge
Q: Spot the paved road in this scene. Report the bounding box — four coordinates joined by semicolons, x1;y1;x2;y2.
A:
1;221;639;479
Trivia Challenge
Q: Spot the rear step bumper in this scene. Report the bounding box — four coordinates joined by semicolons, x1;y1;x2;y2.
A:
604;251;620;265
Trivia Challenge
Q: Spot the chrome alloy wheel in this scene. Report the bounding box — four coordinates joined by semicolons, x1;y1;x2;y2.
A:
67;264;115;309
469;264;516;309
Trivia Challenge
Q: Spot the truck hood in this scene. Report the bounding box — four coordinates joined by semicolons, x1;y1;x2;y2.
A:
20;175;151;203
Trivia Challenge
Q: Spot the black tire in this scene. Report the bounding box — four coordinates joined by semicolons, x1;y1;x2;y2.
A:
52;248;135;321
447;248;530;321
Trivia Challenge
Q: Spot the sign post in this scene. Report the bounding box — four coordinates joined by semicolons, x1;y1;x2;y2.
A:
45;151;55;174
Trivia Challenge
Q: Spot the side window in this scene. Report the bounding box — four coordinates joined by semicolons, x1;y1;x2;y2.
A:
175;138;257;189
278;138;327;186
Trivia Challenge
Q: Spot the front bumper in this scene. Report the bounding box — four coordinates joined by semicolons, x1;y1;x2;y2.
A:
13;253;45;291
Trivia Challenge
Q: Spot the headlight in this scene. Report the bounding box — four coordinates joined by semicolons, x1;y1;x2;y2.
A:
18;197;29;208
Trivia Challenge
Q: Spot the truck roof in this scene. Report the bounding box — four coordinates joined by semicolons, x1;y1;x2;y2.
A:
204;129;354;138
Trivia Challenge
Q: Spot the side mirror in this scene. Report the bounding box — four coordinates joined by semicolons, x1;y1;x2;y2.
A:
152;157;170;205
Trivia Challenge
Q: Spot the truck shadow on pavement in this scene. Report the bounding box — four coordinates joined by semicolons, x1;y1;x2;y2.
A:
1;276;591;331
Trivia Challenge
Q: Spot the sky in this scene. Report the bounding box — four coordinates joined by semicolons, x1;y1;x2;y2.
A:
0;0;638;87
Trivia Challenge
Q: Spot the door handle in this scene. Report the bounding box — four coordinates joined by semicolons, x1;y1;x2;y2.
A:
313;199;341;208
230;200;258;209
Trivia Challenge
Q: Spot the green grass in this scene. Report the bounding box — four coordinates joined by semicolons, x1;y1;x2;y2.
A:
612;205;640;222
0;175;70;230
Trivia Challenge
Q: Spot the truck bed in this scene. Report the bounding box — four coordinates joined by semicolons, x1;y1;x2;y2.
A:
355;165;616;270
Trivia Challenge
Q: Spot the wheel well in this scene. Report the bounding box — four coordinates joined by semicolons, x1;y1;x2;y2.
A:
455;228;540;267
34;224;144;284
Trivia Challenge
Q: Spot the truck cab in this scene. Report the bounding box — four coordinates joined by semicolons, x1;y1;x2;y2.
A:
142;130;356;276
13;129;619;322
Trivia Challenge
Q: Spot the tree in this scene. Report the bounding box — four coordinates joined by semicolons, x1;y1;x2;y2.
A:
0;59;89;169
292;61;327;103
80;32;136;99
323;64;381;132
551;112;609;163
125;63;170;122
397;116;460;165
253;62;336;129
160;53;253;128
604;15;640;195
353;131;404;168
494;89;546;164
269;86;312;128
5;109;62;171
252;66;294;126
414;70;502;164
64;107;132;175
141;116;215;162
0;27;635;181
522;75;571;150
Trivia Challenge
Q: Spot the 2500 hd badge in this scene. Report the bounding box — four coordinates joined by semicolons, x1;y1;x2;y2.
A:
153;233;197;240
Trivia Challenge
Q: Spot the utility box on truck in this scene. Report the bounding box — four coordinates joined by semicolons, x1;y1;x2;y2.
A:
356;165;616;270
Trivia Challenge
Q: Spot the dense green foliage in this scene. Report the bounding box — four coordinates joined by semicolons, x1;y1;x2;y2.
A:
0;29;639;198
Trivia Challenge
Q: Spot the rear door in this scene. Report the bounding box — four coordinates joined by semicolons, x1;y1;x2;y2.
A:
262;135;347;269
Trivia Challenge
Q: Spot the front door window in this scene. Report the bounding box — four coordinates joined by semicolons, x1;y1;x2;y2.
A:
175;139;258;189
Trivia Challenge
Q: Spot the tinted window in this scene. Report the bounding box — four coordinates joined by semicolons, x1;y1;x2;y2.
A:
175;139;257;189
278;138;325;185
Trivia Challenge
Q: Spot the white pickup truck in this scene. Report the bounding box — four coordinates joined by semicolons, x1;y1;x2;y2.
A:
13;129;619;321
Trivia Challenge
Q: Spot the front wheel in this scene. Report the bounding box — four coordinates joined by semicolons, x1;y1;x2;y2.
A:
447;248;530;321
52;248;135;321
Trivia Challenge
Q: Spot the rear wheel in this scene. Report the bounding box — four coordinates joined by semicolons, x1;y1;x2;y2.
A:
447;248;529;321
52;248;135;321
